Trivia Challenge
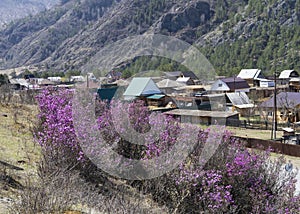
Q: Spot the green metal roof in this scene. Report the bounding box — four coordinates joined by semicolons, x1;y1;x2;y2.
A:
123;77;161;97
147;94;165;99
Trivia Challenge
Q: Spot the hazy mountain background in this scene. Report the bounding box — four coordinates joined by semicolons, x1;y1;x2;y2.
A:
0;0;299;76
0;0;60;29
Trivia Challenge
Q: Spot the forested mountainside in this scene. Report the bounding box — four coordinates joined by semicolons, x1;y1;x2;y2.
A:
0;0;60;29
0;0;299;76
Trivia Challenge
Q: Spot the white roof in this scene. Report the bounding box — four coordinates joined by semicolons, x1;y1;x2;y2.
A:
290;77;300;82
282;128;294;133
279;70;295;79
9;78;29;87
176;77;191;83
235;104;255;109
256;78;273;82
237;69;261;79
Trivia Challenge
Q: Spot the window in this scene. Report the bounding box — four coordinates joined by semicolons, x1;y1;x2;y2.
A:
267;112;273;116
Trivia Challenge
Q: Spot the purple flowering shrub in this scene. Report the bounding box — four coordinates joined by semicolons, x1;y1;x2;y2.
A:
35;88;85;168
35;88;300;213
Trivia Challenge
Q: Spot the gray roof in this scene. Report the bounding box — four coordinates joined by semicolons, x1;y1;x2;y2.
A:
9;78;29;87
123;77;161;98
260;92;300;108
237;69;262;79
156;79;185;88
226;92;251;105
165;109;238;118
210;77;249;91
164;71;182;78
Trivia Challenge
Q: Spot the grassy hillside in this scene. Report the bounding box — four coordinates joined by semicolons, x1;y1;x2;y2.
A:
0;103;39;213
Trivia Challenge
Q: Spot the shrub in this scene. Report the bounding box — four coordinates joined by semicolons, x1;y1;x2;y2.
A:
34;88;300;213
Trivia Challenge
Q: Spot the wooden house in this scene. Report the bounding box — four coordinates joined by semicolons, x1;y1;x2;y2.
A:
210;77;250;93
237;69;263;86
260;92;300;123
278;70;299;85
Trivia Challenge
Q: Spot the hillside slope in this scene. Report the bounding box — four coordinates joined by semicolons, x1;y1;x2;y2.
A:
0;0;60;29
0;0;299;75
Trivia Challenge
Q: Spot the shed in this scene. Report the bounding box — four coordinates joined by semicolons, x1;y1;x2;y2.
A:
226;92;251;106
226;92;254;117
165;109;239;126
146;94;166;107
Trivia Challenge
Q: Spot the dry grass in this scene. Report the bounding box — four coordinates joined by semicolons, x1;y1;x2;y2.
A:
0;103;40;213
227;126;283;140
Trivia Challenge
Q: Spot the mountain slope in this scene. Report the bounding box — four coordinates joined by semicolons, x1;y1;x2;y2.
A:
0;0;60;29
0;0;299;75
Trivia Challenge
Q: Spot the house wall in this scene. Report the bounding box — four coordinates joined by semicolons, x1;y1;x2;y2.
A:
261;107;300;123
233;107;252;117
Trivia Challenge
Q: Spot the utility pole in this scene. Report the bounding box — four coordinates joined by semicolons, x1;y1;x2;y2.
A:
233;75;236;93
86;74;89;89
273;71;278;140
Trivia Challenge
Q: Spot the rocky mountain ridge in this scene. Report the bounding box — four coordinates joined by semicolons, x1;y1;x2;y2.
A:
0;0;299;75
0;0;60;29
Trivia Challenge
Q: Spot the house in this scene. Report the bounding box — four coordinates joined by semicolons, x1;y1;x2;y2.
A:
37;79;55;87
87;73;97;81
106;70;122;82
181;71;199;83
156;79;185;94
70;76;85;82
165;109;239;126
172;93;224;111
47;77;62;83
164;71;183;80
97;84;119;103
182;85;207;97
123;77;162;100
278;70;299;85
9;78;30;90
176;77;195;85
146;94;168;107
257;78;275;88
289;77;300;92
210;77;250;93
237;69;263;86
260;92;300;123
164;71;199;83
226;92;254;116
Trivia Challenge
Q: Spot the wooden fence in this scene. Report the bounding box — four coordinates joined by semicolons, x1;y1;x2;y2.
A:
234;136;300;157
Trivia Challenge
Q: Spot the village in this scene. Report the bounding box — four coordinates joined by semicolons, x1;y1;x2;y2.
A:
2;67;300;148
